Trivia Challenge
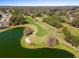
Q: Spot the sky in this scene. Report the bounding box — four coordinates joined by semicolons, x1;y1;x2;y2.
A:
0;0;79;6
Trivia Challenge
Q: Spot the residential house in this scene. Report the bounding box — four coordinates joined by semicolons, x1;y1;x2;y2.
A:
0;10;12;29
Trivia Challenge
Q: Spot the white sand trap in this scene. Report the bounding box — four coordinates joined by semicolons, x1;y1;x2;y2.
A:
33;31;37;34
25;37;31;44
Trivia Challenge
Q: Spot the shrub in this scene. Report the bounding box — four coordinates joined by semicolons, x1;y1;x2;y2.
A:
24;27;34;36
47;35;57;48
43;15;63;28
62;24;79;47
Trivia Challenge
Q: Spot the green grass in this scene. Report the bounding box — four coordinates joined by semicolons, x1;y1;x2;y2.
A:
19;16;78;57
25;16;34;24
52;25;79;58
25;16;47;36
35;24;47;36
54;42;79;57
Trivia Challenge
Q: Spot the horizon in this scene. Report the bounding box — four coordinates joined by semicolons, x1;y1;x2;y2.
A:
0;0;79;6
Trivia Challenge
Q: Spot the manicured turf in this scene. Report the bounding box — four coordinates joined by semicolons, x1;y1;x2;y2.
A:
25;16;34;24
25;16;47;36
35;24;47;36
22;16;79;57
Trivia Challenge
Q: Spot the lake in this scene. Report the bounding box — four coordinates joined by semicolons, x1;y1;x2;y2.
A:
0;27;75;58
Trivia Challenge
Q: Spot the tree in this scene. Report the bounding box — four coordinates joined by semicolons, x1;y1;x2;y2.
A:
43;15;63;28
10;9;25;26
71;19;79;28
62;24;79;47
17;15;25;25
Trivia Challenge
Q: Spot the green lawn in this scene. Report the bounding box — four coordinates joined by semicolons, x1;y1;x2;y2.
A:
21;16;53;48
35;24;47;36
21;16;79;57
25;16;47;36
24;16;34;24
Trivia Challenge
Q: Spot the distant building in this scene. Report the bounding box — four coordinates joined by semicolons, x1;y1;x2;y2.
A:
0;10;12;29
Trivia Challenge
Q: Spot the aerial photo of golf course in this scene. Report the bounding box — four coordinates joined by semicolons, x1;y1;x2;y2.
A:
0;0;79;58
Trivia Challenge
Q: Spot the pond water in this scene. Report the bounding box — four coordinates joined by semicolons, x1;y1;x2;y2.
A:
0;27;75;58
